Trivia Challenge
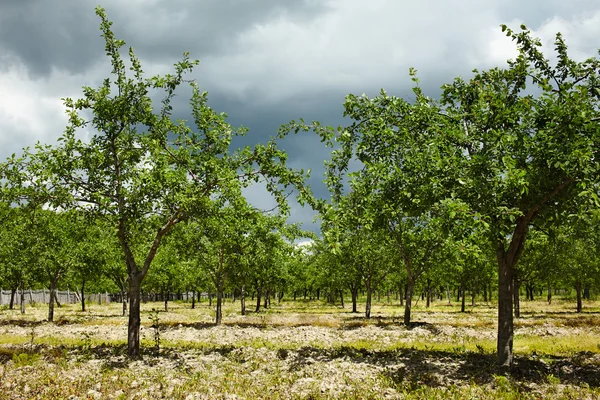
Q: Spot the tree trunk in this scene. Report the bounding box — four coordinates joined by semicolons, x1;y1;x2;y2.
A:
240;283;246;316
583;285;590;300
191;290;196;309
365;280;372;319
547;282;552;305
164;290;169;312
496;243;516;367
483;285;488;303
255;288;261;313
575;280;582;313
351;287;358;313
48;280;56;322
9;287;16;310
513;278;521;318
399;284;405;306
264;290;269;309
460;282;466;313
127;274;142;359
215;284;223;325
80;280;86;312
471;287;476;307
20;281;25;314
426;279;431;308
340;289;345;308
403;277;415;326
121;288;127;317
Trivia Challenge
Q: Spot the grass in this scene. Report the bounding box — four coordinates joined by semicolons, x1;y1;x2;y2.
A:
1;297;600;399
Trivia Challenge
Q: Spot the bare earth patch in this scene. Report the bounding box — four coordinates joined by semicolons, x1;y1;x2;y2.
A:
1;299;599;399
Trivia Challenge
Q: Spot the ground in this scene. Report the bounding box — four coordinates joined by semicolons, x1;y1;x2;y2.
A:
1;296;599;399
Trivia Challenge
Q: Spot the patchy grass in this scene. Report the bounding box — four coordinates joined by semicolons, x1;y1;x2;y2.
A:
1;298;599;398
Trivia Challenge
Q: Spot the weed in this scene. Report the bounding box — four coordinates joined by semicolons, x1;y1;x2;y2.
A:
148;308;161;353
27;325;36;354
12;352;40;367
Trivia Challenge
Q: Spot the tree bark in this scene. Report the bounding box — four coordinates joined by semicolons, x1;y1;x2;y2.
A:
350;287;358;313
48;280;56;322
547;281;552;304
127;273;143;359
20;281;25;314
240;282;246;316
255;287;261;313
497;252;514;367
340;289;345;308
121;288;127;317
215;284;223;325
513;277;521;318
9;287;16;310
403;277;415;326
575;280;583;313
80;280;86;312
460;282;466;313
191;290;196;309
483;285;488;303
365;278;372;319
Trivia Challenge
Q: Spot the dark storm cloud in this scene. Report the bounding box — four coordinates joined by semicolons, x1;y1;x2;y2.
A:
2;0;600;233
0;0;329;77
0;0;102;76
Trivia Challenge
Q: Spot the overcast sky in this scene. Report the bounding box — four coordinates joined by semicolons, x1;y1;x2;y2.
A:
1;0;600;233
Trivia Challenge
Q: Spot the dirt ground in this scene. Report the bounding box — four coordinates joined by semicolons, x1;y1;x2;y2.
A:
1;298;599;399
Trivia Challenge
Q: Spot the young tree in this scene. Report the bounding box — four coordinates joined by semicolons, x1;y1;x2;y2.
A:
9;7;309;358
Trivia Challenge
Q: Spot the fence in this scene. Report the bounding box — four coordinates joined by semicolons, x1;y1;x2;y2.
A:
0;289;111;306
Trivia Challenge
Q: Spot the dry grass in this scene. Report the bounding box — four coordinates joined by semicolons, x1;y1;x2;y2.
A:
1;297;599;399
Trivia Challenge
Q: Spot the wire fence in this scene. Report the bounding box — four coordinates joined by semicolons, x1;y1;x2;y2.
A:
0;289;110;306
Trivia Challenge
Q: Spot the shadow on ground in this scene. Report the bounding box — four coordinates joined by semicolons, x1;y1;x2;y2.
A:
2;340;599;389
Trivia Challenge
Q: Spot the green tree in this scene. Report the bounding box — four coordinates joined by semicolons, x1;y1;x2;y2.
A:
286;25;600;366
8;7;308;357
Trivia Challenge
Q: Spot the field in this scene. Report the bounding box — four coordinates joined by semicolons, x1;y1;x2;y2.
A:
1;297;599;399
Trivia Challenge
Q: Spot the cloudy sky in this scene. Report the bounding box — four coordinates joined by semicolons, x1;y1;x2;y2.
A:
1;0;600;232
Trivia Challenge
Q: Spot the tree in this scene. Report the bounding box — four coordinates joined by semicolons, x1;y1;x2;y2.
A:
10;7;308;358
286;25;600;366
